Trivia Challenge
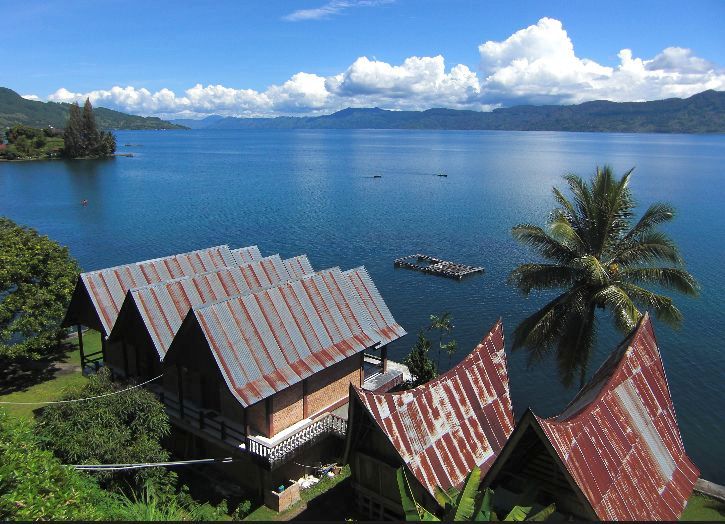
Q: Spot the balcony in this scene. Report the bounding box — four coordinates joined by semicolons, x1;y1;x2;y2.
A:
151;387;348;470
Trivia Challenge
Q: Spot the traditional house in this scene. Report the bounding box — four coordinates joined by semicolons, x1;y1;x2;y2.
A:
106;254;314;379
481;313;700;521
159;265;406;493
344;320;515;520
62;244;261;367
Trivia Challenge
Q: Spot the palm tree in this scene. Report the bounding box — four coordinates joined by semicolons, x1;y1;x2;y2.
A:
429;312;454;369
509;166;699;388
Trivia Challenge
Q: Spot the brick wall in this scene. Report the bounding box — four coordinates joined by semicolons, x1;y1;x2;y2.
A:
247;400;267;437
306;354;363;417
271;381;304;435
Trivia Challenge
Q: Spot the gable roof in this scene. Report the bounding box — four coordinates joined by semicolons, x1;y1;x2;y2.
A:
343;267;407;346
183;267;383;407
531;313;699;521
74;245;240;334
112;254;314;359
351;320;514;497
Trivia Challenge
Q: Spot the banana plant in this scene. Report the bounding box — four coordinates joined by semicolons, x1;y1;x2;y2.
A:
396;467;556;521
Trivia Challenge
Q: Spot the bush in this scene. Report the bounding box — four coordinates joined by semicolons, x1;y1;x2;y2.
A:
35;368;176;497
0;411;116;520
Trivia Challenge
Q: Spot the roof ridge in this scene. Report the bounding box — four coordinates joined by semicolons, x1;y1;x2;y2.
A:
80;244;233;276
547;312;653;423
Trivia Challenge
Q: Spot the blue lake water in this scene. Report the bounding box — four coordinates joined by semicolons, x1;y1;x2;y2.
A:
1;129;724;483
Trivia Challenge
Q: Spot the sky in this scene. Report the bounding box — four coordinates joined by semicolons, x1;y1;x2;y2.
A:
3;0;724;119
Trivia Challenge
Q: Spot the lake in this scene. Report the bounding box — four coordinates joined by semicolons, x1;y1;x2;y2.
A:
1;129;724;483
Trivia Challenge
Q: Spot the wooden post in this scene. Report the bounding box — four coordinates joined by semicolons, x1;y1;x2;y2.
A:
122;339;129;377
265;397;273;438
77;325;85;370
381;345;388;373
302;379;308;418
100;334;107;364
177;364;185;419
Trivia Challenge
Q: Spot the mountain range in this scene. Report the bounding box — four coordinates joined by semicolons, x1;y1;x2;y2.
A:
0;88;186;130
171;90;725;134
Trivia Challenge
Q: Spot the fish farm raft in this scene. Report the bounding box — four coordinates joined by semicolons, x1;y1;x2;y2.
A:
394;254;484;280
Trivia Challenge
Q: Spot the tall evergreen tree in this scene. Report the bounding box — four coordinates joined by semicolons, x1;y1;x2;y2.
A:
81;98;100;156
62;102;83;158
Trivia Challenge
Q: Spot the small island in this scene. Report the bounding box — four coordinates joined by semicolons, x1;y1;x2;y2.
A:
1;99;116;161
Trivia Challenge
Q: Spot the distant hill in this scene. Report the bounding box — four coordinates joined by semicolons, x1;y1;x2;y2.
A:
171;90;725;134
0;88;187;130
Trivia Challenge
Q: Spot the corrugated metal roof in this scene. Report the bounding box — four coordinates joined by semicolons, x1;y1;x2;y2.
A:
189;267;381;407
534;313;699;521
352;320;514;497
120;254;315;358
283;254;315;280
343;267;407;346
79;245;240;334
231;245;262;265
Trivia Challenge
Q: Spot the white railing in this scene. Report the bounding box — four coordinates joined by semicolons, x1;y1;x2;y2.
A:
248;412;348;467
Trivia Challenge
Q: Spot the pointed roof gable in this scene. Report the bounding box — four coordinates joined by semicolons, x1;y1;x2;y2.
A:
530;314;698;521
351;320;514;497
182;267;382;407
74;245;239;334
113;254;315;359
343;267;407;346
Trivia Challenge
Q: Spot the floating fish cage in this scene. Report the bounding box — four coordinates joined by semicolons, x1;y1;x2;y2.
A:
394;254;484;280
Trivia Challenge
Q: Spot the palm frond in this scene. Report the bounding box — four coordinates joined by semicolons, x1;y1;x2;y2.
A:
612;231;682;266
618;282;683;328
511;224;576;263
574;255;609;287
511;287;586;365
621;202;676;242
592;285;642;333
554;299;595;388
620;267;700;296
508;264;579;295
549;210;585;252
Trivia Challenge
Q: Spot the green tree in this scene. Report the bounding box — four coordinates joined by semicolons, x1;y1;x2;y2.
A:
63;102;83;157
81;98;100;155
403;331;437;387
35;368;176;496
509;166;699;387
0;411;117;520
0;217;80;359
429;312;454;370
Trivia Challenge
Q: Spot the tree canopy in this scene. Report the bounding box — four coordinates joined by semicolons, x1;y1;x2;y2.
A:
63;98;116;158
403;331;438;388
0;411;116;520
0;217;80;359
509;166;699;387
35;368;176;496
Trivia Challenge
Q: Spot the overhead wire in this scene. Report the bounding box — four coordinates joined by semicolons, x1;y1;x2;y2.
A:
69;456;236;471
0;374;163;405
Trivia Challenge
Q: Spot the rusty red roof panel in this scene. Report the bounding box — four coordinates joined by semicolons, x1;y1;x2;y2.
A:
79;245;240;334
231;245;262;265
534;313;699;521
117;254;313;359
343;267;407;346
190;267;382;407
352;320;514;497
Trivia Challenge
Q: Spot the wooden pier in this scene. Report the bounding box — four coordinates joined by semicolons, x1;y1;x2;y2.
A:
394;254;484;280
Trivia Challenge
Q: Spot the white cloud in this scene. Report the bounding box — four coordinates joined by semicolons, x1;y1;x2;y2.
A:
284;0;392;22
44;17;724;118
21;94;40;101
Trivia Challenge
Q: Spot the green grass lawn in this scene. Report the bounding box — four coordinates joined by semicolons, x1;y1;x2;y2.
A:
681;492;725;521
244;466;351;521
0;330;100;419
